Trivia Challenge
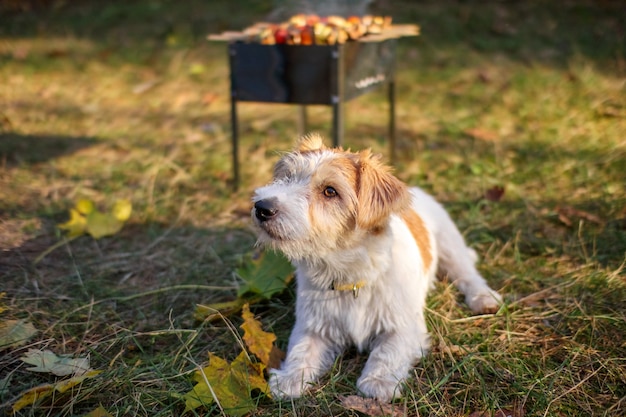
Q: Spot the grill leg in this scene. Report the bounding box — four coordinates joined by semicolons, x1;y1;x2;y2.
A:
331;45;345;148
332;99;344;148
388;79;396;164
298;105;308;136
231;98;240;191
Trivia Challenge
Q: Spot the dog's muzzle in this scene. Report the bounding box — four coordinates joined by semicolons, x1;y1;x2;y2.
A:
254;198;279;223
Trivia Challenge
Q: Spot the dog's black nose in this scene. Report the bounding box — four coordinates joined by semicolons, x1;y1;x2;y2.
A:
254;199;278;222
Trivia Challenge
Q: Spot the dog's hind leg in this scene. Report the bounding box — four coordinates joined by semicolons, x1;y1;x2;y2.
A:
434;213;502;313
412;188;502;313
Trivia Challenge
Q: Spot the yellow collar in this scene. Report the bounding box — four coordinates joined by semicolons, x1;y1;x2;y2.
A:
331;281;366;298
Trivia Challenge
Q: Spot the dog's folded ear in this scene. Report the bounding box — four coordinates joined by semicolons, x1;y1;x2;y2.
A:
297;133;326;152
356;150;410;231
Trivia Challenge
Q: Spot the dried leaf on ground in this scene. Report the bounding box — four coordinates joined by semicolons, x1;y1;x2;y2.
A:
556;206;603;227
464;127;500;142
82;405;113;417
485;185;506;202
340;395;405;417
240;303;285;369
184;351;269;416
194;298;250;322
0;319;37;351
20;349;93;376
12;370;102;412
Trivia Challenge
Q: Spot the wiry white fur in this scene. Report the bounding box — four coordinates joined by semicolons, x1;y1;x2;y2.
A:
252;137;502;401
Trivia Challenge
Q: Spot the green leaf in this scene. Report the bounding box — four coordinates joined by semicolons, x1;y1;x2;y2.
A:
236;250;293;299
86;210;124;239
0;319;38;351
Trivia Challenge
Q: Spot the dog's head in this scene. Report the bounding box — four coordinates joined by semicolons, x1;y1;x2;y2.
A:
252;134;410;260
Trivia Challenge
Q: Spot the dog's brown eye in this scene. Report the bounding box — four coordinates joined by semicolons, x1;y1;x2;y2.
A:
323;186;338;198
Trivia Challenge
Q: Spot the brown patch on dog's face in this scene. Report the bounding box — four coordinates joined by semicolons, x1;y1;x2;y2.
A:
308;154;359;240
401;210;433;273
355;149;410;231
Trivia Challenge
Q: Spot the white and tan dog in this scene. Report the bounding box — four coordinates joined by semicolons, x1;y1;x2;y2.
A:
252;134;502;401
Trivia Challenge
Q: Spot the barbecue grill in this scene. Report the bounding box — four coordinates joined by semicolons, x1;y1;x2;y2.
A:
209;18;419;188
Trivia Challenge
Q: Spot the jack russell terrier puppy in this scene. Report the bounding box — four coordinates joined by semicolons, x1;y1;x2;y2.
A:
252;134;502;401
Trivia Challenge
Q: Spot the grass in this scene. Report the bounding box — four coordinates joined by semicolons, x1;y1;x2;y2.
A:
1;0;625;416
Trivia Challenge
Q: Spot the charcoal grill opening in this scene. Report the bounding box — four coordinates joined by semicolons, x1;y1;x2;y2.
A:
209;19;419;189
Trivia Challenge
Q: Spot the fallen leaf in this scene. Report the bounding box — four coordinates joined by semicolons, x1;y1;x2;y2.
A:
464;127;499;142
230;351;270;395
82;405;113;417
75;199;95;215
194;250;293;322
556;206;603;227
112;199;132;221
194;298;250;322
57;199;132;239
86;210;124;239
485;185;505;202
236;249;294;299
21;349;92;376
12;370;101;412
340;395;405;417
240;304;277;367
202;92;219;106
184;351;269;416
0;292;7;314
58;208;88;238
0;319;38;351
189;63;206;75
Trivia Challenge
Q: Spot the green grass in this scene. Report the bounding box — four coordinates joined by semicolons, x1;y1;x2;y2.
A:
1;0;625;416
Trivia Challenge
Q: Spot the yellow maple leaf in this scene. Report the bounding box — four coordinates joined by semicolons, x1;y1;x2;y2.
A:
0;292;7;314
86;210;124;239
240;304;277;367
82;405;113;417
184;351;268;416
230;350;270;395
111;199;132;221
57;208;87;238
75;199;95;215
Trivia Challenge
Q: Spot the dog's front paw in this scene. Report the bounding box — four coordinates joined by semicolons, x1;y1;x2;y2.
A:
466;288;502;314
269;369;312;399
356;374;402;402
